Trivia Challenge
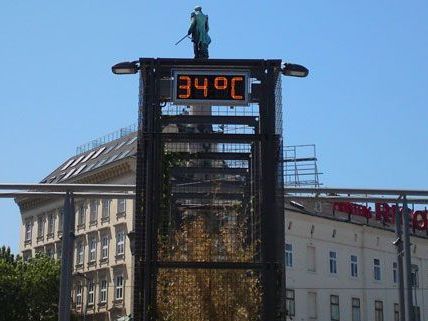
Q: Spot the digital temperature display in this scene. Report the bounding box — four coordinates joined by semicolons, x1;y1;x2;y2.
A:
172;70;249;105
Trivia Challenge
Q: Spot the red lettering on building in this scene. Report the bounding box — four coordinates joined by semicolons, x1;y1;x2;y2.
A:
333;202;371;219
332;202;428;231
375;203;397;223
413;210;428;230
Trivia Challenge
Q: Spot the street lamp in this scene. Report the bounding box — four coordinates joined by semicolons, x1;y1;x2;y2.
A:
281;63;309;78
111;61;139;75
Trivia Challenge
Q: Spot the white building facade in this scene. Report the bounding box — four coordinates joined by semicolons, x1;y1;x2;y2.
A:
285;203;428;321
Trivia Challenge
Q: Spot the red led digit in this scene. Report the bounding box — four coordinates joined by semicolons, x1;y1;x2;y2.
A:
194;77;208;97
214;76;228;90
231;77;244;100
178;76;191;99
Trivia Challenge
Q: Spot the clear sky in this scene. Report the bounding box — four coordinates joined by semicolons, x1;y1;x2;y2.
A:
1;1;428;253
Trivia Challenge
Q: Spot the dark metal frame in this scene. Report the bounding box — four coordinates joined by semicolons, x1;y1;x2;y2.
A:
133;58;285;321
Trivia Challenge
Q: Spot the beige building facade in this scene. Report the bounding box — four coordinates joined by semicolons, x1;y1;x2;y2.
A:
17;131;137;321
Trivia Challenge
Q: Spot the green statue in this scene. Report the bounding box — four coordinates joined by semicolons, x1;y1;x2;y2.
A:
187;6;211;59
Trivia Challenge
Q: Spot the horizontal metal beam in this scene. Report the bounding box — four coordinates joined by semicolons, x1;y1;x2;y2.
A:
161;115;258;126
171;167;248;175
176;203;242;210
284;187;428;197
1;192;136;199
156;261;263;270
161;133;259;143
172;180;245;189
285;195;428;204
0;183;135;192
283;157;317;163
172;192;245;200
170;152;251;160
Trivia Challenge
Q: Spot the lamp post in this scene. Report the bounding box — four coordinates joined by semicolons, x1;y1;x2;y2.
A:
401;197;415;321
394;203;406;321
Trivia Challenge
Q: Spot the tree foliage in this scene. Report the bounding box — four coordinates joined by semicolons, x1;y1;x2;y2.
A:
0;246;60;321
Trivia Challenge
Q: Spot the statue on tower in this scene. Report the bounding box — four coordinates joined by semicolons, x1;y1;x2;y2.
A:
187;6;211;59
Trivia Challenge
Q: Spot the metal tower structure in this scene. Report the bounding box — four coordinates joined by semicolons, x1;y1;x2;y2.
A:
132;58;286;321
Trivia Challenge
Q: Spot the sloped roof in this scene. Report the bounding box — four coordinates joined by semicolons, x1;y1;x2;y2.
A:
40;132;138;184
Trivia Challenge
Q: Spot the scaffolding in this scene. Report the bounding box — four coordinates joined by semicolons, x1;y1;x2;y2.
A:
283;144;321;187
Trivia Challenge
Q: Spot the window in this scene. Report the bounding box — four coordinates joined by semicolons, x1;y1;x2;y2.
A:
375;300;383;321
308;292;317;319
56;244;62;260
285;289;295;317
25;220;32;242
352;298;361;321
330;295;340;321
411;264;419;288
89;200;98;223
102;200;110;219
89;237;97;262
46;246;54;258
115;275;124;300
37;215;45;239
76;240;84;265
374;259;381;281
116;230;125;256
117;199;126;213
100;279;107;303
47;212;55;236
394;303;399;321
329;251;337;274
76;284;82;306
393;262;398;284
413;306;421;321
351;255;358;277
307;246;316;272
35;247;43;255
285;243;293;267
23;251;32;262
88;281;95;305
58;208;63;233
101;235;109;260
78;205;86;226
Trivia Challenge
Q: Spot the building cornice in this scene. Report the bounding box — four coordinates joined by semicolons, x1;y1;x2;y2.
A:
16;160;134;212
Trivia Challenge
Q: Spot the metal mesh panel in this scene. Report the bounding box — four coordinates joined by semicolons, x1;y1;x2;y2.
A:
157;100;261;264
156;269;262;321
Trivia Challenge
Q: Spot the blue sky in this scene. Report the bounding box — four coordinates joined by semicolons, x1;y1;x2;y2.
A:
1;1;428;253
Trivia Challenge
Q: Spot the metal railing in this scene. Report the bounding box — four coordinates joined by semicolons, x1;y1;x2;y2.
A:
75;124;137;155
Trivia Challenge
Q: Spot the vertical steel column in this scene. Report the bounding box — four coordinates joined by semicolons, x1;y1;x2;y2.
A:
137;58;161;321
402;196;414;321
259;61;285;321
132;68;146;321
149;59;162;319
395;203;406;321
142;59;155;321
58;192;75;321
